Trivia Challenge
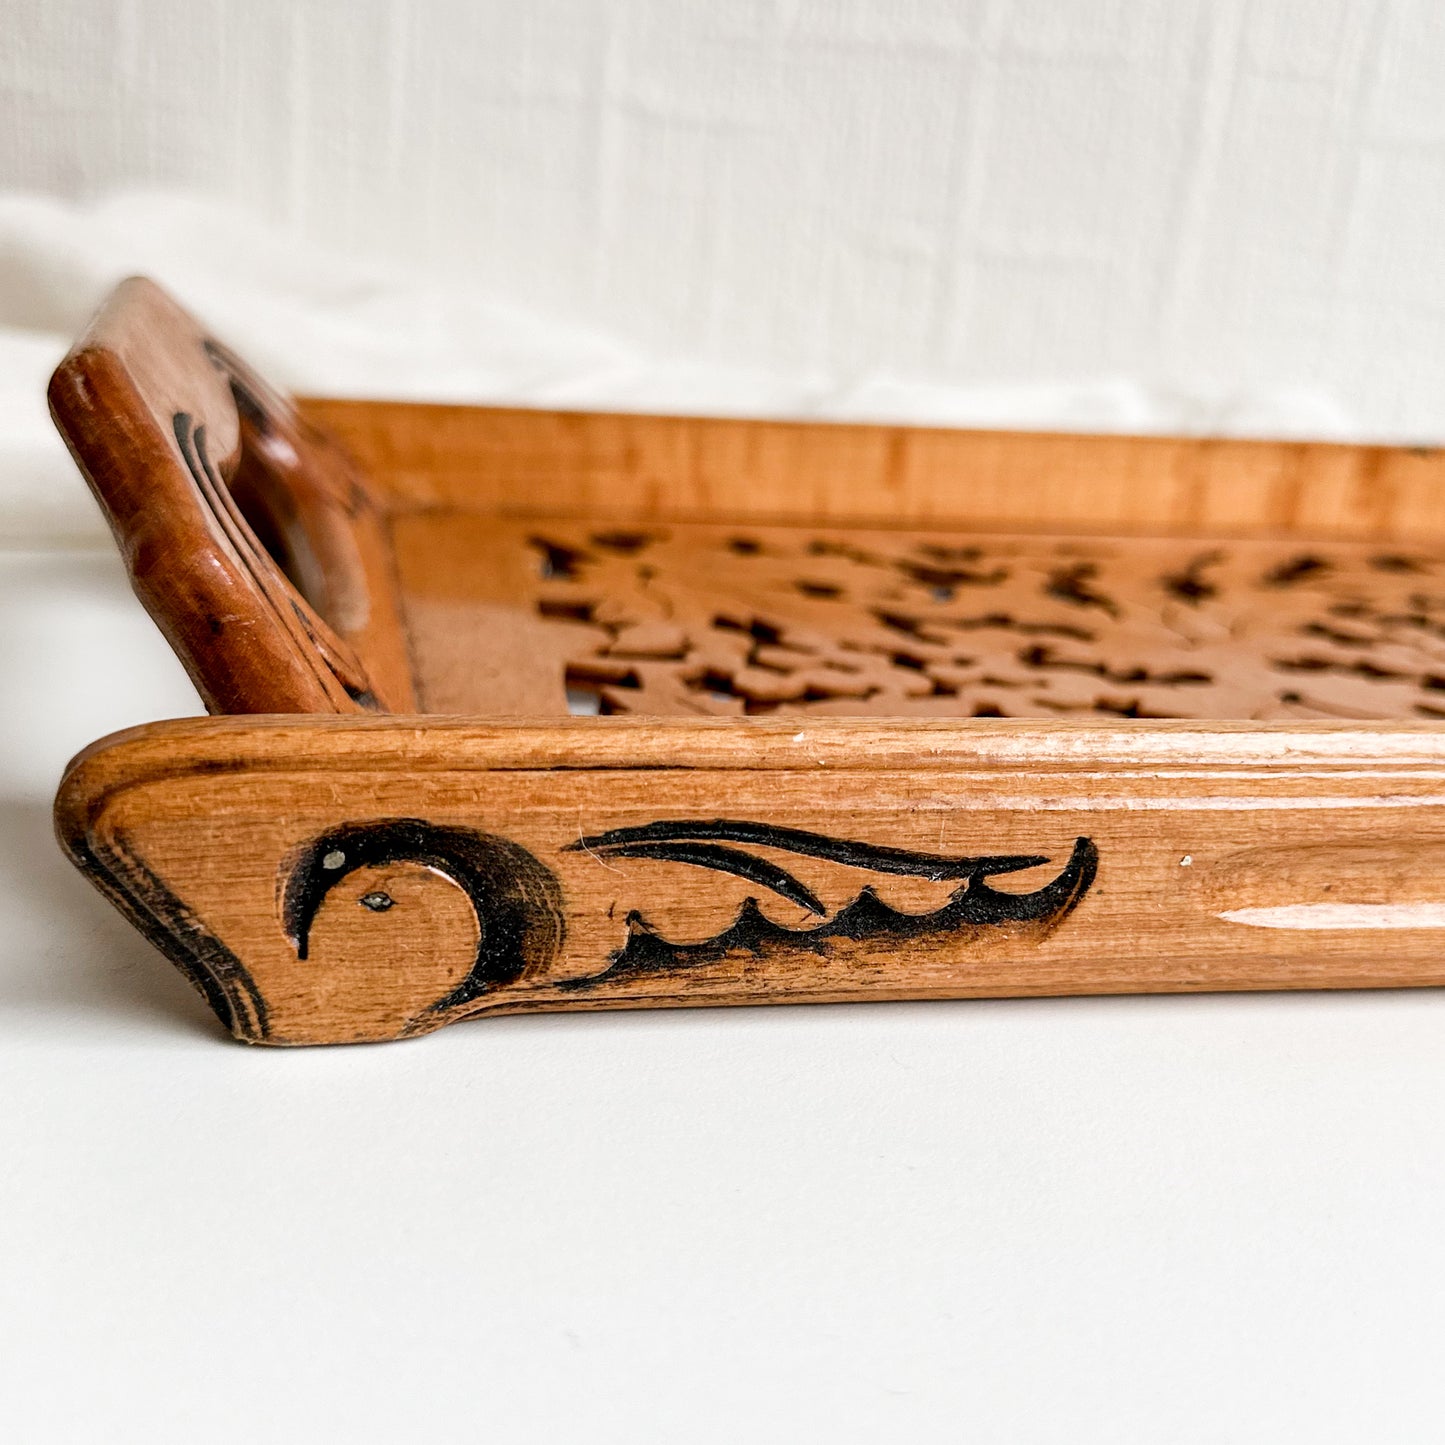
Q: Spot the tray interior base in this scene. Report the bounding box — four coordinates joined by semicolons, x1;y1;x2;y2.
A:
388;511;1445;723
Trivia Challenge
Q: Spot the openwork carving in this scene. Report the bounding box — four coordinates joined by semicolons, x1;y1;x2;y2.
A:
520;522;1445;720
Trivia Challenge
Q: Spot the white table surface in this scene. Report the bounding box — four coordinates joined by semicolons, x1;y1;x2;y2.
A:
6;546;1445;1441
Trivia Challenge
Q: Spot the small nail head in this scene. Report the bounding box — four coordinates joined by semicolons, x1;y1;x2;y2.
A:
323;850;346;870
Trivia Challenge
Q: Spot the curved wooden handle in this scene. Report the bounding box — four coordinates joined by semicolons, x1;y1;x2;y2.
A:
48;278;415;714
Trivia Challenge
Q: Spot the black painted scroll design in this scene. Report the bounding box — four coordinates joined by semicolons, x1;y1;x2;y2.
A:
282;819;566;1014
562;820;1098;987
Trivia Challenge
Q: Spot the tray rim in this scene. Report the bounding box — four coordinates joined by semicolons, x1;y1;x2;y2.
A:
298;392;1445;546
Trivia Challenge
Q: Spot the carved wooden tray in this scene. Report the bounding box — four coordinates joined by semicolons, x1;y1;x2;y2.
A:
49;278;1445;1044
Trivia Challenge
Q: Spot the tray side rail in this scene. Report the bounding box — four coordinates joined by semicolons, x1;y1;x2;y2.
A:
55;715;1445;1045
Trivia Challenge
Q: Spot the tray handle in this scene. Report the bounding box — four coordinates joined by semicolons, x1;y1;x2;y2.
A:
48;277;416;714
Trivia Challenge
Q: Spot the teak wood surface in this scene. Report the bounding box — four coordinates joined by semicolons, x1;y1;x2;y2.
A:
47;278;1445;1044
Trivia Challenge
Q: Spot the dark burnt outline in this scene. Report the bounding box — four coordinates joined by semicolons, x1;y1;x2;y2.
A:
568;818;1050;882
561;823;1098;988
281;818;565;1014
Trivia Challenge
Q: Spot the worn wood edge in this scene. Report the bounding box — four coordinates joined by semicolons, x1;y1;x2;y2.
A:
57;715;1445;817
54;800;269;1041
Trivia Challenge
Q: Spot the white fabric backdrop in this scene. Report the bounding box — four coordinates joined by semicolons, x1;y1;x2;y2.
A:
0;190;1361;542
7;0;1445;437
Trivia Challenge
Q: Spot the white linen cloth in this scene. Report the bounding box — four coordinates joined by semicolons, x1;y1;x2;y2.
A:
0;189;1358;543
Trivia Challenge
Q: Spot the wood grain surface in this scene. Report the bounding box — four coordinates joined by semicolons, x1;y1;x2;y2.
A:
302;394;1445;542
57;715;1445;1045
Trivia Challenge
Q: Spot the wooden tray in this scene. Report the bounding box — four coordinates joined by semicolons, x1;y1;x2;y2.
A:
49;278;1445;1045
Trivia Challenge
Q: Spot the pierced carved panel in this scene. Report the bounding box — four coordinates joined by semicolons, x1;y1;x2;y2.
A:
398;514;1445;721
